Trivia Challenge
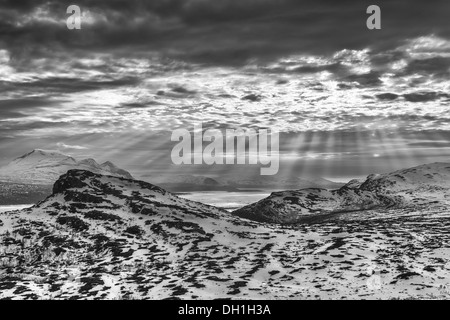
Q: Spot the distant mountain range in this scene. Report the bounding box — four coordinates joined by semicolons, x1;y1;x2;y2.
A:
217;175;344;190
0;149;133;184
233;162;450;223
0;149;343;204
0;149;134;204
141;174;343;192
140;174;238;192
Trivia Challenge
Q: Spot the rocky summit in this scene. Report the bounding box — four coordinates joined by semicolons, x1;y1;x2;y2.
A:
1;168;450;300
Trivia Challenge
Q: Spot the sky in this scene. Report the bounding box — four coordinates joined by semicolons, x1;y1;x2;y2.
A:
0;0;450;181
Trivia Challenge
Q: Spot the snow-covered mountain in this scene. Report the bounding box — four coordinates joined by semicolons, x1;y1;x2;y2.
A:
233;162;450;224
1;168;450;299
0;149;134;185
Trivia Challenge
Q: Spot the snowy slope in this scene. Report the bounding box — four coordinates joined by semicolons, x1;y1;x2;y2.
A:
233;162;450;223
1;169;450;300
0;149;134;184
357;162;450;193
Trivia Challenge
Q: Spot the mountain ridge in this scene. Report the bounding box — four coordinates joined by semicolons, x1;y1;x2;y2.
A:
141;173;343;192
233;162;450;224
0;149;135;205
0;149;134;185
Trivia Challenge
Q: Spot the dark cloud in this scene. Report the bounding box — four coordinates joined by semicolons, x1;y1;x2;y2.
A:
403;91;449;102
1;0;450;66
170;86;197;95
242;94;262;102
0;97;58;109
293;63;345;74
0;120;69;135
337;83;354;90
0;97;64;119
376;93;399;101
344;72;383;87
370;50;406;67
117;101;164;109
2;77;140;94
402;57;450;77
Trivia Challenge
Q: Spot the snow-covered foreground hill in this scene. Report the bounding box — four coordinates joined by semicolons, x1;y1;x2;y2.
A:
233;163;450;224
1;168;450;300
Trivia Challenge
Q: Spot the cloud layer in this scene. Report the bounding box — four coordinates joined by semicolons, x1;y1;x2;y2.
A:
0;1;449;178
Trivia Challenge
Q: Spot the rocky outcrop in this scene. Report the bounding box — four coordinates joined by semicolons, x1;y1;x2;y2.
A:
233;162;450;224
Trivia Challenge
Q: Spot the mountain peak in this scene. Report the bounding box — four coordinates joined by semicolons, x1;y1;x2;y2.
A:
32;148;60;154
46;169;223;220
52;169;150;194
31;149;68;157
52;169;95;194
101;161;116;167
1;150;134;185
78;158;100;167
15;149;73;161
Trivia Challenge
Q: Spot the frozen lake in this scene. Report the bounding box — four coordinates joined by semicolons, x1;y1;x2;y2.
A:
0;205;32;213
177;190;272;211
